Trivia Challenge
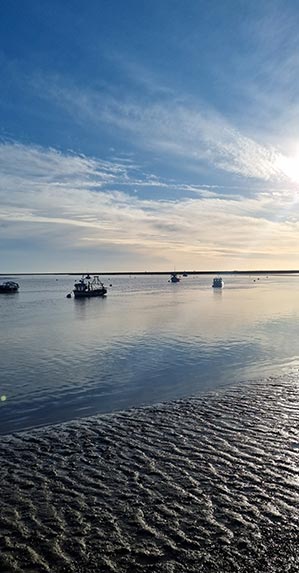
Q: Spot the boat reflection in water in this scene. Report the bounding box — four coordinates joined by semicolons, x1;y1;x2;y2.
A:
73;275;107;298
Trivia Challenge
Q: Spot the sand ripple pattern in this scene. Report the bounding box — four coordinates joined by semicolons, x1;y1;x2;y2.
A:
0;376;298;572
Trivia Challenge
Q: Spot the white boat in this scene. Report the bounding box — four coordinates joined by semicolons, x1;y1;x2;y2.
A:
212;276;224;288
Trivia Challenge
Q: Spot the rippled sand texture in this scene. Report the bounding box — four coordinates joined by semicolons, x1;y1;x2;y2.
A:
0;377;298;572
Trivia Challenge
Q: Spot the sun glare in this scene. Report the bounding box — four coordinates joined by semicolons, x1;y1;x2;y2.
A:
277;149;299;184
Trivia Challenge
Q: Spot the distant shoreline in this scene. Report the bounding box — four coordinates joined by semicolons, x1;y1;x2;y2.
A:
1;270;299;276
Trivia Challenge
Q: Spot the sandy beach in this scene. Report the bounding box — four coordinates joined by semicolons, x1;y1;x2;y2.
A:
0;376;298;572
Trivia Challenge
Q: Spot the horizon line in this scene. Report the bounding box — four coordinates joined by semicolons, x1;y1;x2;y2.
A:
2;270;299;276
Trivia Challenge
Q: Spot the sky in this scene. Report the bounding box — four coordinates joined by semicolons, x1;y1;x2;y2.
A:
1;0;299;272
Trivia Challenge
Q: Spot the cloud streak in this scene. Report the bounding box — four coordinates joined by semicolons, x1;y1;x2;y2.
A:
1;142;299;271
30;68;298;184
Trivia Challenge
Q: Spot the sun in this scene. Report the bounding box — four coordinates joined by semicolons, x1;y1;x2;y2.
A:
277;148;299;184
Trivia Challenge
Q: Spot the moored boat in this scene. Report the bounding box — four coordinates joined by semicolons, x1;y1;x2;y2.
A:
0;281;19;293
170;273;180;283
73;275;107;298
212;276;224;288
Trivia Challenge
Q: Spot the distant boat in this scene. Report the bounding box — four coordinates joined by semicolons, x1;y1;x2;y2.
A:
73;275;107;298
170;273;180;283
0;281;19;293
212;276;224;288
182;272;188;277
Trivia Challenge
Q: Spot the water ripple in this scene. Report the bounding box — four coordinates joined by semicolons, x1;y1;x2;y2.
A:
0;375;298;572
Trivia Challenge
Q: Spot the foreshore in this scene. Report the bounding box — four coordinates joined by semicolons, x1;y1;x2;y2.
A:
1;376;298;572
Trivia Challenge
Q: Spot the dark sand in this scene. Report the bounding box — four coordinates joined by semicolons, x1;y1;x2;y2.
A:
0;376;298;572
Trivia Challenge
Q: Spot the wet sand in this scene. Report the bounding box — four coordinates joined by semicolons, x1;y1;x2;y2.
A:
0;376;298;572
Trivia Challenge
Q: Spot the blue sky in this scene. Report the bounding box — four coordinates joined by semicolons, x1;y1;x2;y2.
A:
1;0;299;272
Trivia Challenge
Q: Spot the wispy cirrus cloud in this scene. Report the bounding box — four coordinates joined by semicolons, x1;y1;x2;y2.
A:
1;142;299;271
30;70;295;184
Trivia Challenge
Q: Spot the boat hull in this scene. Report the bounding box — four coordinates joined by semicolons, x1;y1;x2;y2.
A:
0;283;19;293
73;288;107;298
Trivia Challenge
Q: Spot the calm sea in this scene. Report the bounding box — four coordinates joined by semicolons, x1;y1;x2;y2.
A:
1;273;299;434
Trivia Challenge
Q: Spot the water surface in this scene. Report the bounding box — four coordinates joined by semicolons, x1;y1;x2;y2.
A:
1;273;299;433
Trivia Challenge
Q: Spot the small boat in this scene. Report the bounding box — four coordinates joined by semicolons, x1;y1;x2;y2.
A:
73;275;107;298
182;272;188;277
212;276;224;288
170;273;180;283
0;281;19;293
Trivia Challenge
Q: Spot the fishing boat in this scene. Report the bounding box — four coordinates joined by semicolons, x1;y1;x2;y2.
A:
0;281;19;293
212;276;224;288
73;275;107;298
170;273;180;283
